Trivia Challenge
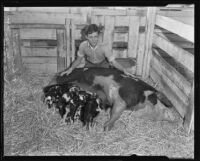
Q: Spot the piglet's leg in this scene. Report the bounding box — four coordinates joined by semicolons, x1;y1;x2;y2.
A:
104;100;126;131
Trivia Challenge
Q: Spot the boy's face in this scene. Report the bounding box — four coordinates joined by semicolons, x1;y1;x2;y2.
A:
86;32;99;47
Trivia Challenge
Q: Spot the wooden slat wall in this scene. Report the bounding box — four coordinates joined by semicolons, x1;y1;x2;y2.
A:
9;7;193;74
156;15;194;43
151;12;194;133
11;24;60;74
115;16;129;26
10;11;87;25
153;33;194;73
20;29;57;40
90;11;144;75
149;66;187;117
25;64;57;73
21;47;57;57
152;50;192;97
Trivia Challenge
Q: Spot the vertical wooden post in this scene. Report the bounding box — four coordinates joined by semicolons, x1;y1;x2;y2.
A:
103;16;115;56
65;19;71;68
71;20;75;62
56;29;66;72
136;18;145;76
142;7;157;79
128;16;140;59
11;28;23;74
183;81;194;134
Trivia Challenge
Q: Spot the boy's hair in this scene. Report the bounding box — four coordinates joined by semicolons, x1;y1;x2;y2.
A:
85;24;100;35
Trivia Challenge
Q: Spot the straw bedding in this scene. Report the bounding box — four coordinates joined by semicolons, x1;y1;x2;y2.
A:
4;69;194;158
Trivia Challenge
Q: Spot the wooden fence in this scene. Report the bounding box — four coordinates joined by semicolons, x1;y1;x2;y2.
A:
150;14;194;133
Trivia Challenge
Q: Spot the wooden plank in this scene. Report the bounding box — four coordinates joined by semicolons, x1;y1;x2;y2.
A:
91;15;104;26
56;29;66;71
71;18;87;25
113;33;128;42
92;8;126;16
140;16;146;26
155;47;194;84
114;26;129;33
142;7;157;79
157;10;194;17
21;39;57;48
65;19;71;68
12;7;71;13
9;12;86;25
20;29;57;40
11;29;23;72
149;67;186;118
167;17;194;26
112;49;128;58
103;16;115;54
128;16;140;58
24;63;57;73
115;57;136;68
154;30;194;49
152;49;192;97
57;57;66;72
153;33;194;73
156;15;194;43
150;58;189;105
21;47;57;57
10;23;65;29
127;9;146;16
70;7;91;14
22;56;57;64
112;42;128;49
115;16;129;26
56;29;66;57
183;81;194;133
71;20;75;62
136;17;145;76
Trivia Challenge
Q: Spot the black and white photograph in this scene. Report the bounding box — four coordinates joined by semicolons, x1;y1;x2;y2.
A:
3;5;194;158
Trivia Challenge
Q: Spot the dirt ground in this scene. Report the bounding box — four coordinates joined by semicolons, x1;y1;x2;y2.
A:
4;70;194;158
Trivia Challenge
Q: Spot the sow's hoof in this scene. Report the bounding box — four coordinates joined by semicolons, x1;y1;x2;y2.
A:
103;121;114;131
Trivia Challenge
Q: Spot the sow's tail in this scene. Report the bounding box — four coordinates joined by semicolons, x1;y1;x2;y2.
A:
156;91;173;108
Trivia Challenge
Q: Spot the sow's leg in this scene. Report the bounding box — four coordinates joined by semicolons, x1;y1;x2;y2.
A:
104;99;126;131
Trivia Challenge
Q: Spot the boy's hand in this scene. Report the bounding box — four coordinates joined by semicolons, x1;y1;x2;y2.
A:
123;68;138;79
60;68;73;76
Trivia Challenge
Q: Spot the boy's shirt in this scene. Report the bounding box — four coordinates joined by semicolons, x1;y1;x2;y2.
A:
78;41;115;63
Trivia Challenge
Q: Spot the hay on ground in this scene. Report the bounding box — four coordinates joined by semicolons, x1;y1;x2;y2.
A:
4;69;194;158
